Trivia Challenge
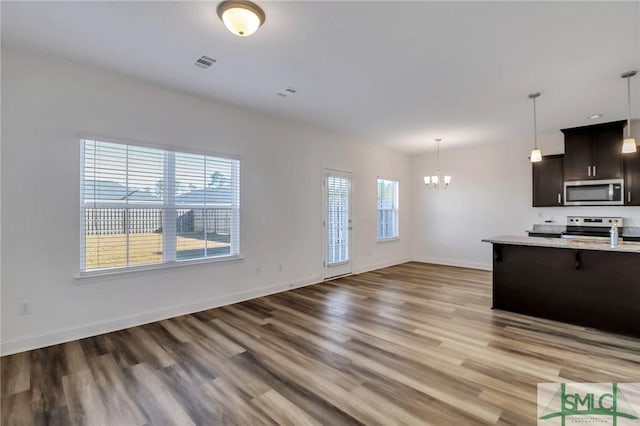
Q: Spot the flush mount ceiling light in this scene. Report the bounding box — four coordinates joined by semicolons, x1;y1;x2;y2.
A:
621;70;638;154
528;92;542;163
587;114;602;120
424;138;452;189
217;0;265;37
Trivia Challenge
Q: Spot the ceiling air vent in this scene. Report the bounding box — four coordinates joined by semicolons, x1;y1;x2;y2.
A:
194;55;217;69
277;87;298;97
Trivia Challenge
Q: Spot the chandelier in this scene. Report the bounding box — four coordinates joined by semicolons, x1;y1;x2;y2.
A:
423;138;451;189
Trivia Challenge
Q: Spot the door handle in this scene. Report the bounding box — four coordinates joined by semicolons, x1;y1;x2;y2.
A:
629;192;632;203
557;193;561;204
593;165;596;176
587;166;591;177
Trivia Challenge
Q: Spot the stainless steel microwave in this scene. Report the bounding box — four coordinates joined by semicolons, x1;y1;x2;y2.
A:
564;179;624;206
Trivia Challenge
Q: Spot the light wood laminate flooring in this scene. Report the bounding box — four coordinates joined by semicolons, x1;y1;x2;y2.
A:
3;262;640;425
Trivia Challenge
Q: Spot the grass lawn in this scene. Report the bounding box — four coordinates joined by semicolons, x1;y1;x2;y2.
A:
84;232;230;270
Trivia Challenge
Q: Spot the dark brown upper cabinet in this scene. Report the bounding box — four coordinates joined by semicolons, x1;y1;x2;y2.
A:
532;154;564;207
562;120;626;181
624;151;640;206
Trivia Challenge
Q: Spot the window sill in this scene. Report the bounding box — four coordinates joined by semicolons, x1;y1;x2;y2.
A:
377;237;400;243
74;254;244;283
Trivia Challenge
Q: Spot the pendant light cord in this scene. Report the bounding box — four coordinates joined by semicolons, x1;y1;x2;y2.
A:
533;96;538;149
628;76;632;138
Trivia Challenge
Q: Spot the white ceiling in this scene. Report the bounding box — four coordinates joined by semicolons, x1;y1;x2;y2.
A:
2;1;639;153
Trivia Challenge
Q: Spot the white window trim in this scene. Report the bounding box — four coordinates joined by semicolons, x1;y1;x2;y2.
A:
376;178;399;241
74;254;244;283
377;236;400;243
76;132;241;161
80;137;241;274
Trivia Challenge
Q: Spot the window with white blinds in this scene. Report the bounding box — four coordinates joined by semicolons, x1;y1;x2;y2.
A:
377;179;398;240
327;175;351;265
81;139;240;272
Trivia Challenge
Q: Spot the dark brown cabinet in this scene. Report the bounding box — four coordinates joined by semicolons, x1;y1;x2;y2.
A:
532;154;564;207
624;151;640;205
562;121;625;181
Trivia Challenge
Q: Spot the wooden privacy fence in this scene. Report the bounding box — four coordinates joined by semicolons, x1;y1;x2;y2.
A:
84;208;231;235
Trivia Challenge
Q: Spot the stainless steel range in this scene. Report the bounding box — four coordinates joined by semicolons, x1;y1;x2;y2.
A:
561;216;623;240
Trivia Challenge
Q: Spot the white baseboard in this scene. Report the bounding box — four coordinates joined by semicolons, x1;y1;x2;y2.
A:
1;275;322;356
1;258;433;356
352;257;411;275
411;256;492;271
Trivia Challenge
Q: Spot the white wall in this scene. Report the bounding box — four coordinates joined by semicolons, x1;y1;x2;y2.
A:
1;47;411;355
411;122;640;270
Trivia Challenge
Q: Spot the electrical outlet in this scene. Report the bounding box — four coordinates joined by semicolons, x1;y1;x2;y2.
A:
19;302;31;315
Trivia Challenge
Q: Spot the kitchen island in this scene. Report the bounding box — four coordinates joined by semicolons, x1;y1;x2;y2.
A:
483;235;640;336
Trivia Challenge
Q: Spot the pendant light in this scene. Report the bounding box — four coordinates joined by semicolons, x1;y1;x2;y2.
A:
424;138;452;189
217;0;265;37
621;70;637;154
529;92;542;162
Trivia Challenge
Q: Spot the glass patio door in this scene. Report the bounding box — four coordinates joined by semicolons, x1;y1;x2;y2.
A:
323;170;352;278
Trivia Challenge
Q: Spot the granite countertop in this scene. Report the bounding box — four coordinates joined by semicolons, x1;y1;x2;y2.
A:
624;226;640;237
482;235;640;253
528;224;566;234
527;224;640;238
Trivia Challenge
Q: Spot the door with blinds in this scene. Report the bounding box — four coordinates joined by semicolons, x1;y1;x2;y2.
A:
323;170;352;278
